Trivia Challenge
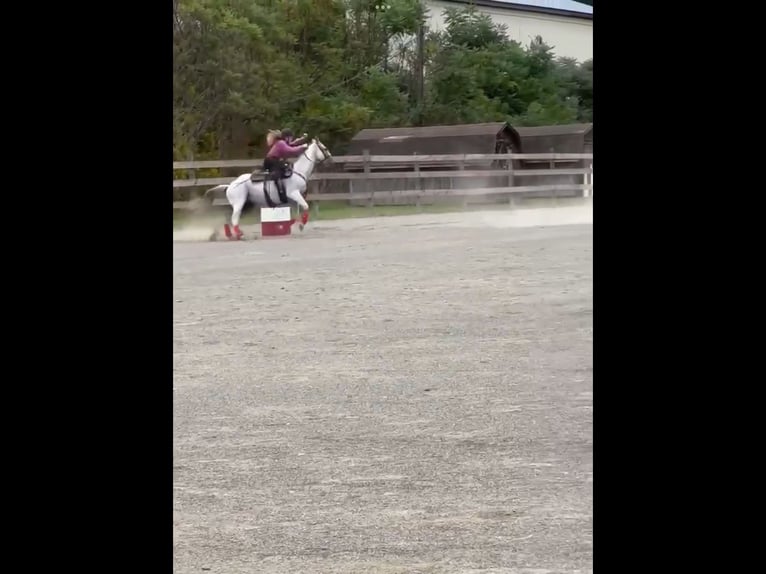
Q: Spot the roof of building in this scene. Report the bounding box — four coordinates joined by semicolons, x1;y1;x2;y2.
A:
350;122;514;142
515;123;593;137
503;1;592;15
440;0;593;19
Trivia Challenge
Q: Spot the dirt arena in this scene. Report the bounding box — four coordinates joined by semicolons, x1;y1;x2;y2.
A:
173;206;593;574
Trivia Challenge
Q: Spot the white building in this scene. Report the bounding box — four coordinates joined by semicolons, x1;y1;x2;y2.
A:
424;0;593;62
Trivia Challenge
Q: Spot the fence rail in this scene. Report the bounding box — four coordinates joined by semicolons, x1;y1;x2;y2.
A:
173;152;593;207
172;152;592;172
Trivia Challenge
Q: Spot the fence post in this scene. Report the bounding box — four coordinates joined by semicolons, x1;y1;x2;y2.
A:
185;153;197;204
363;149;373;208
312;181;320;217
507;153;516;208
459;157;466;209
550;147;557;205
414;152;421;211
186;153;196;183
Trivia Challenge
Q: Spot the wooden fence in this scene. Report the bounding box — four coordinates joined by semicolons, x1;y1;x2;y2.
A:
172;152;593;208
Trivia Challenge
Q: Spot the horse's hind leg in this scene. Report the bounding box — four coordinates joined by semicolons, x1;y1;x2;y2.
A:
222;209;235;240
232;218;244;240
225;186;247;240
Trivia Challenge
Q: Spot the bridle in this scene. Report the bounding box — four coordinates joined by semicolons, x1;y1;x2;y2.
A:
293;140;331;185
302;140;331;165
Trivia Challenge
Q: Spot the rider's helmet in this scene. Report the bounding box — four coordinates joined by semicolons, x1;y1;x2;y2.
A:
281;128;294;142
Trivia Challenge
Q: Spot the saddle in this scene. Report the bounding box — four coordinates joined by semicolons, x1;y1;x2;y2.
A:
260;161;291;207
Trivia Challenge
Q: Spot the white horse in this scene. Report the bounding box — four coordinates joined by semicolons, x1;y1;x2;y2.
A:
206;138;332;240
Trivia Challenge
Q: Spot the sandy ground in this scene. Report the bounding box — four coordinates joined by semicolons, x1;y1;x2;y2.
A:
173;206;593;574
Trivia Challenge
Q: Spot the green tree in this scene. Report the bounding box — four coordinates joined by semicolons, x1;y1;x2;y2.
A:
423;7;589;127
172;1;593;162
173;0;298;159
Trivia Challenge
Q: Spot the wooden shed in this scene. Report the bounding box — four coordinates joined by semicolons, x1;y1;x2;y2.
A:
515;123;593;196
338;122;521;203
516;123;592;157
345;122;521;169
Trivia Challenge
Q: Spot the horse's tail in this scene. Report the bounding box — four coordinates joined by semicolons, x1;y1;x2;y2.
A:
204;184;228;197
203;184;228;206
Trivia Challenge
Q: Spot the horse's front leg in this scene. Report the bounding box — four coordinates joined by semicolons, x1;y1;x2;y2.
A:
293;201;308;230
298;190;310;230
288;190;310;231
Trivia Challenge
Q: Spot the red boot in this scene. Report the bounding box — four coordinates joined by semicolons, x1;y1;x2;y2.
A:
233;225;244;240
301;211;309;225
223;224;233;239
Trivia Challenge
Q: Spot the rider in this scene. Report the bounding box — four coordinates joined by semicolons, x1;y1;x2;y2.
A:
281;128;309;147
262;129;308;202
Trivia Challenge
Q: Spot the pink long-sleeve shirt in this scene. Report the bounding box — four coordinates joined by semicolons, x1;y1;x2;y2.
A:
266;140;306;159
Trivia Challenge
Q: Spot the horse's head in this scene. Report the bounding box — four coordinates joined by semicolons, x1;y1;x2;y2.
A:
310;138;333;164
